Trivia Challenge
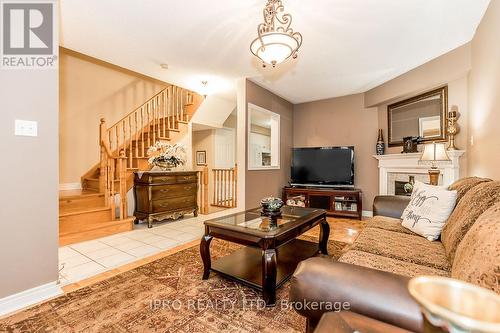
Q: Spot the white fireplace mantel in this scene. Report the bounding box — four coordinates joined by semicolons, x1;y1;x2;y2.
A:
373;151;465;195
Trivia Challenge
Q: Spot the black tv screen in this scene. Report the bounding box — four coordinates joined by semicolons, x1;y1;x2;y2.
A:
291;147;354;186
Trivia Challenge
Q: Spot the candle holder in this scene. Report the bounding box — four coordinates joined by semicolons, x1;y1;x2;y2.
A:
447;106;460;150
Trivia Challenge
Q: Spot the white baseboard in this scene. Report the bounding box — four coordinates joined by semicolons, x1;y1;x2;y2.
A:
0;281;63;317
59;182;82;191
362;210;373;218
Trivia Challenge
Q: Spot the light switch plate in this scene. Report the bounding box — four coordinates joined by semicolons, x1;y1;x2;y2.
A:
15;119;38;137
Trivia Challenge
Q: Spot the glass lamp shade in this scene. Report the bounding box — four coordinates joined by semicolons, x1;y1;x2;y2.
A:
250;32;299;66
420;142;450;162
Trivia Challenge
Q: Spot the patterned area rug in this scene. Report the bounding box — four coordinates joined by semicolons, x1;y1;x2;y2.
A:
0;237;347;333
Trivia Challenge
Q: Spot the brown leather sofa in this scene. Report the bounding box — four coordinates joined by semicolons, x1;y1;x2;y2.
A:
289;177;500;332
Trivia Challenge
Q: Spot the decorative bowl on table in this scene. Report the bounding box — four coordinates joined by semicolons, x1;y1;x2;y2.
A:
408;276;500;333
260;197;284;218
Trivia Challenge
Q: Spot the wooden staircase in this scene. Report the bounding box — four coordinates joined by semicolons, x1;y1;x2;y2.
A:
59;85;204;246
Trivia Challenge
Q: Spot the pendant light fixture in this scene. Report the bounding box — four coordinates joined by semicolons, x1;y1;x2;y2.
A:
250;0;303;68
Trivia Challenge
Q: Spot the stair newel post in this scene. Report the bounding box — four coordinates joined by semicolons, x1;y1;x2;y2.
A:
128;116;133;168
152;98;156;144
99;118;108;199
197;166;209;215
233;164;238;207
175;86;179;123
109;157;116;220
203;166;209;214
118;149;128;220
164;89;168;135
181;89;185;121
167;86;172;130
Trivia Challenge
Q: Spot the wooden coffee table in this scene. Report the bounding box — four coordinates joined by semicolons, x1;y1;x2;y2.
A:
200;206;329;306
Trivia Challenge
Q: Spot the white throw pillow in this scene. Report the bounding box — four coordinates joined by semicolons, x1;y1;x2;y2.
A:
401;181;457;241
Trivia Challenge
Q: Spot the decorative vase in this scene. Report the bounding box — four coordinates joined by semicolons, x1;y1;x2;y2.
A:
152;160;174;171
376;129;385;155
404;175;415;194
408;276;500;333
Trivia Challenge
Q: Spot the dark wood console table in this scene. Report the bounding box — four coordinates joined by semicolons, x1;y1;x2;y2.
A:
283;186;362;220
133;171;198;228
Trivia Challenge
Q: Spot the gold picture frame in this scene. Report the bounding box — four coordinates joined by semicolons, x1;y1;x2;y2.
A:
388;86;448;147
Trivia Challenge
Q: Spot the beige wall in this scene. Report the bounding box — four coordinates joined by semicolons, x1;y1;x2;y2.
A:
245;80;294;208
375;76;469;176
467;0;500;179
223;113;237;128
365;43;471;178
294;94;379;209
0;63;59;297
364;43;471;108
59;49;165;184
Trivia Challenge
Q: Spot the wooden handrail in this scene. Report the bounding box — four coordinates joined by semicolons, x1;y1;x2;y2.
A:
197;166;209;214
111;86;171;126
98;84;199;221
104;87;194;169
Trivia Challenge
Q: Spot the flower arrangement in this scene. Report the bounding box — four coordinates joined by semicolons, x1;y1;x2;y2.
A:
147;142;186;170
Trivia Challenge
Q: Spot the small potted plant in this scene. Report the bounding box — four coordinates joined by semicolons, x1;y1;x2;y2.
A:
260;197;284;218
147;142;186;171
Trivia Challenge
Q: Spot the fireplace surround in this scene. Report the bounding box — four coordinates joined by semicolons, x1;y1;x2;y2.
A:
373;151;465;195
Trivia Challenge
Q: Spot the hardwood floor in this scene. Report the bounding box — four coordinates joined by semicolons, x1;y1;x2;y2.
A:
304;216;366;244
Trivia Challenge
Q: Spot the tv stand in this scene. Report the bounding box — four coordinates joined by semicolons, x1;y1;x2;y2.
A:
283;186;362;220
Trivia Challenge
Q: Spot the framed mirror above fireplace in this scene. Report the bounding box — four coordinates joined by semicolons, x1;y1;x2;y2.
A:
387;86;448;147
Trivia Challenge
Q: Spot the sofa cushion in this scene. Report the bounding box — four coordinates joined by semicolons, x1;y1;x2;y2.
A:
349;228;451;271
339;250;450;278
441;181;500;262
401;181;457;241
451;202;500;293
366;215;415;235
448;176;492;204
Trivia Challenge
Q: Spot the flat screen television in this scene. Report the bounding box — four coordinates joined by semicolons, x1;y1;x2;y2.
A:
291;146;354;187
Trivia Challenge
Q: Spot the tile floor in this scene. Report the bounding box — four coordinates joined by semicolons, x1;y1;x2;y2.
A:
58;208;240;285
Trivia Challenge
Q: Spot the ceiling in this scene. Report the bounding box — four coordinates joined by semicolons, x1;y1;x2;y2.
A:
250;108;273;129
59;0;490;104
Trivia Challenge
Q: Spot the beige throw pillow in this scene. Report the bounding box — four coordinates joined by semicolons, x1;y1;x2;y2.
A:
451;201;500;293
401;181;457;241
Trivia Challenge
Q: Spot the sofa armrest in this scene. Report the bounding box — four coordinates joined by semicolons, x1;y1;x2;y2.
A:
373;195;410;218
289;258;424;333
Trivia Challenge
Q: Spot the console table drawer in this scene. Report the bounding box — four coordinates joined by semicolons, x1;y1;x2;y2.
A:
150;175;178;184
176;175;197;183
152;183;197;200
152;196;196;212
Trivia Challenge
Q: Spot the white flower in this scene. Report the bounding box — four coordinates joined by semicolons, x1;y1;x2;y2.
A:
146;142;187;167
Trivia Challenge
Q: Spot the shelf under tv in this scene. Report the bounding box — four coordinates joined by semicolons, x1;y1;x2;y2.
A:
282;186;362;220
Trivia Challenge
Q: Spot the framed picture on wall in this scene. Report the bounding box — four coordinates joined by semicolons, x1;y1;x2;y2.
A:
196;151;207;166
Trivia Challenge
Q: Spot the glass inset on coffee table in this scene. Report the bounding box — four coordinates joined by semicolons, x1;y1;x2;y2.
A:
200;206;329;306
